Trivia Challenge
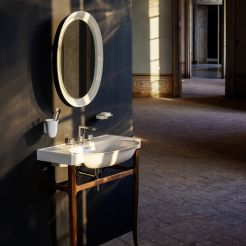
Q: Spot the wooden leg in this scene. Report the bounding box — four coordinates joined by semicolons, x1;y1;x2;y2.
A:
58;152;140;246
133;150;139;246
68;166;78;246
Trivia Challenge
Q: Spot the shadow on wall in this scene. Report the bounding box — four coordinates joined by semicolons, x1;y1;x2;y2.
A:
85;0;131;44
30;18;53;113
84;0;133;137
0;154;56;246
0;1;55;169
0;1;57;246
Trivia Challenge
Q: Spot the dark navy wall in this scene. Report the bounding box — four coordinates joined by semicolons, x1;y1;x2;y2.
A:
0;0;132;245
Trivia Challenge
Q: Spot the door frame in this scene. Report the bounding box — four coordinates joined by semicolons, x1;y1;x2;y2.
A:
181;0;226;79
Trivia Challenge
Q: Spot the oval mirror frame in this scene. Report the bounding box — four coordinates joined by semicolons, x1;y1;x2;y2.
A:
56;11;103;107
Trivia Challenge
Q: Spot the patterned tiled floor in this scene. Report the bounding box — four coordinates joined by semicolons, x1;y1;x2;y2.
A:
103;79;246;245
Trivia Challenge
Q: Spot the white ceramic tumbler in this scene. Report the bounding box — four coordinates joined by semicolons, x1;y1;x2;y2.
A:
44;119;59;138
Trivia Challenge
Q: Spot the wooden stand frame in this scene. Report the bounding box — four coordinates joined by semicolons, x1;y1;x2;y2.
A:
54;149;140;246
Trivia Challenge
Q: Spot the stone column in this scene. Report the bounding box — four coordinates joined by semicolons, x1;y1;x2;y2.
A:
172;0;181;96
195;4;208;63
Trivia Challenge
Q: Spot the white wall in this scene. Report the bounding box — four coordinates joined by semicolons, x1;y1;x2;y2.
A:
132;0;180;97
132;0;173;74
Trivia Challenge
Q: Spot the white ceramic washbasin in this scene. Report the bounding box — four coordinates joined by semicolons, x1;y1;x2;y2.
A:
37;135;141;169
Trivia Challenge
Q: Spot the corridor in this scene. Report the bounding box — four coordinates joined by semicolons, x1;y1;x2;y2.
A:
192;64;222;79
104;78;246;245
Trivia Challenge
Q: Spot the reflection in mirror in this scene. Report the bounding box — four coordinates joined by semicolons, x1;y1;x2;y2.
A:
62;20;95;99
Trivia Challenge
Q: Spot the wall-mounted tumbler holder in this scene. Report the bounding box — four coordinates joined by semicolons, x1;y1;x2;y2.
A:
44;119;59;138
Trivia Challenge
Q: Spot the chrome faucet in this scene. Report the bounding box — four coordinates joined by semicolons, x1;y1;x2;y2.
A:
78;126;96;143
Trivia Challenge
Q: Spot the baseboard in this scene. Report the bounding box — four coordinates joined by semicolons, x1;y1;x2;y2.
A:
132;74;173;97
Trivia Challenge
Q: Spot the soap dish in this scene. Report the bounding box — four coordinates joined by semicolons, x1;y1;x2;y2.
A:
96;112;113;120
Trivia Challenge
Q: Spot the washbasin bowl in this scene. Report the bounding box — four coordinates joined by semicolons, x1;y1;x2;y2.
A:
37;135;141;168
69;139;139;168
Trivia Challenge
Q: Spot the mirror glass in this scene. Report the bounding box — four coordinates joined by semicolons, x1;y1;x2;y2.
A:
55;11;103;108
61;20;95;99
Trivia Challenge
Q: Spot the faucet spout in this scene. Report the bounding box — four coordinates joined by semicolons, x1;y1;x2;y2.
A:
78;126;96;143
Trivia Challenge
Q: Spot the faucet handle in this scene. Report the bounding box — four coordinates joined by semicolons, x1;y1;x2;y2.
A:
86;127;96;141
88;134;93;141
65;137;75;145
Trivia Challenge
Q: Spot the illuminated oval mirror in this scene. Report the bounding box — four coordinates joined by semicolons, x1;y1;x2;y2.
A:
55;11;103;107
